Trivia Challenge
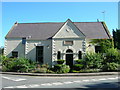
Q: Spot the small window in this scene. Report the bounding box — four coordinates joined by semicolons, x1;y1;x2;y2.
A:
78;51;82;59
57;51;61;59
22;38;26;44
95;46;101;53
12;51;18;58
64;41;73;45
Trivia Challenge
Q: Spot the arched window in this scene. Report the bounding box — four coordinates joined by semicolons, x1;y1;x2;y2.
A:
66;49;73;53
78;51;82;59
57;51;61;59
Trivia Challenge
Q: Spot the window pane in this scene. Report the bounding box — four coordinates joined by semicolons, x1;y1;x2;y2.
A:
78;51;82;59
22;38;26;44
57;51;61;59
36;46;43;63
12;51;18;58
95;46;101;53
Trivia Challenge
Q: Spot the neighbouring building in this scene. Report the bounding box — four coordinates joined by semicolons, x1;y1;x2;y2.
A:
4;19;111;67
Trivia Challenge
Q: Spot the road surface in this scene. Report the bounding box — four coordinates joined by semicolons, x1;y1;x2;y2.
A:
1;74;119;89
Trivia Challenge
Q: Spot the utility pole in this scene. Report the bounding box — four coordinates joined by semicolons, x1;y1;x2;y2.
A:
118;1;120;29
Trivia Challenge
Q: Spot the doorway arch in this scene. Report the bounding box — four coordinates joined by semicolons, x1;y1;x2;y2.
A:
66;49;73;68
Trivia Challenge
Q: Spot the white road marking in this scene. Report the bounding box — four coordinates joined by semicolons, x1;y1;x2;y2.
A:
5;86;14;88
63;81;73;84
41;83;52;86
107;77;116;80
28;84;40;87
73;80;81;83
14;78;27;81
16;85;28;88
52;82;63;85
2;76;26;81
4;84;40;88
91;79;99;81
98;78;107;81
82;80;90;82
115;77;118;79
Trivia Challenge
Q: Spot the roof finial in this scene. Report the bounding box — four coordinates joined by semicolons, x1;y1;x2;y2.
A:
97;19;99;22
15;21;18;24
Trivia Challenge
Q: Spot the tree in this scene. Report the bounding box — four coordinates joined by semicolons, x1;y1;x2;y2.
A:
0;46;4;55
113;29;120;50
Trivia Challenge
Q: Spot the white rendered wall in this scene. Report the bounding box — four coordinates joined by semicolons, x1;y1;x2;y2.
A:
25;40;52;66
4;38;25;58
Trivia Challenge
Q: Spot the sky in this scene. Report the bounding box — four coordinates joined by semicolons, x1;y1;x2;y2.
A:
1;2;118;47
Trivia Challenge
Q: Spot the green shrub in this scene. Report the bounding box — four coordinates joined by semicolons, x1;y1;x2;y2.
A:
102;62;118;71
1;57;36;72
41;64;49;67
76;59;85;64
71;69;101;73
104;48;120;63
84;52;103;69
54;64;70;73
90;39;114;53
1;57;17;72
34;64;50;73
118;53;120;64
71;70;80;73
61;65;70;73
35;67;47;73
57;59;65;64
79;69;101;73
2;65;8;72
46;69;55;73
1;55;12;67
12;58;36;72
54;64;63;70
101;48;119;71
73;64;83;71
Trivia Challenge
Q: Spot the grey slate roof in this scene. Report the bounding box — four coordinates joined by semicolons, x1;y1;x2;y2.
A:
5;21;111;40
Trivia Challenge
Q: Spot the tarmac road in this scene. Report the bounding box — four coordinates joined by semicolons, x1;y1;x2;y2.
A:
1;74;119;89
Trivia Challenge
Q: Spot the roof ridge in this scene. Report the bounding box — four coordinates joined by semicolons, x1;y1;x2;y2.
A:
18;22;64;24
73;22;102;23
18;22;102;24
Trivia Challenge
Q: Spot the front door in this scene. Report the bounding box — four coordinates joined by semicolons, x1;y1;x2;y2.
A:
66;49;73;68
36;46;43;64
